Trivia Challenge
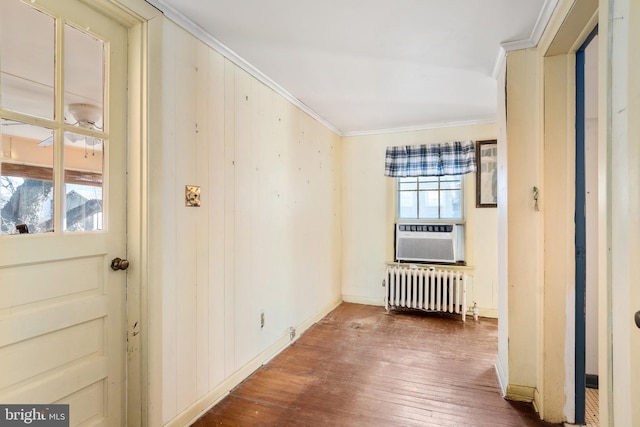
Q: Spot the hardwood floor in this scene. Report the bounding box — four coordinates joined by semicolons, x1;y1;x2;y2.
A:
192;303;557;427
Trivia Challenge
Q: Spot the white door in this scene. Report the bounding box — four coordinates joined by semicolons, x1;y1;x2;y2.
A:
0;0;129;424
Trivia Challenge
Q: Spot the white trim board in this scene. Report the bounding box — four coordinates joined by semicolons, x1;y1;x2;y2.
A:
491;0;560;79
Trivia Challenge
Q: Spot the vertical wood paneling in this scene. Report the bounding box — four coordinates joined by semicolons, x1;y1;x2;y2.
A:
146;15;166;427
174;27;198;413
233;68;255;368
223;59;236;377
266;93;293;332
208;49;226;388
195;40;210;399
160;20;342;425
161;22;178;424
252;81;267;351
256;83;281;346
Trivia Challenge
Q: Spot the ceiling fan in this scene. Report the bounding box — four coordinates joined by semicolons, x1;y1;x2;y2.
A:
38;103;103;147
1;103;103;147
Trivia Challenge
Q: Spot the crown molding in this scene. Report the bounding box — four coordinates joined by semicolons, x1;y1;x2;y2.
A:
490;0;559;79
145;0;343;136
530;0;560;46
491;45;507;80
146;0;555;138
342;118;496;138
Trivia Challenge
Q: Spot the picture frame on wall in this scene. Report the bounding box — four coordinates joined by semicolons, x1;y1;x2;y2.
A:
476;140;498;208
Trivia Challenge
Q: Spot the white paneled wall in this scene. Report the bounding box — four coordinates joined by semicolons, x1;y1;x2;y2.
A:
156;21;342;425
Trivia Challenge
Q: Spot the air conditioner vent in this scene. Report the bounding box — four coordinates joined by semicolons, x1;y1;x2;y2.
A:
395;223;464;263
398;224;453;233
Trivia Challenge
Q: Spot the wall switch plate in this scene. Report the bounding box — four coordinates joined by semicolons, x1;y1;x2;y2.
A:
185;185;200;207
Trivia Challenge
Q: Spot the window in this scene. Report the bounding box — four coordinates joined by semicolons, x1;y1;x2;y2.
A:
0;161;104;234
398;175;463;220
0;0;107;235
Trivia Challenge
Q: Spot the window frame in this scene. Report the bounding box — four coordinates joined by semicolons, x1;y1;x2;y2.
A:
396;175;465;223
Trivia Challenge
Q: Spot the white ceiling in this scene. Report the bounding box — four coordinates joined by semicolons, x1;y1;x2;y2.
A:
146;0;557;136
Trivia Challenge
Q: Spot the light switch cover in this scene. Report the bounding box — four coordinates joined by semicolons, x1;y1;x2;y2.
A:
185;185;201;207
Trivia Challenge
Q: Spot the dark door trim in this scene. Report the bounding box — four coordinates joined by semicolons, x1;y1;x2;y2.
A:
575;25;598;426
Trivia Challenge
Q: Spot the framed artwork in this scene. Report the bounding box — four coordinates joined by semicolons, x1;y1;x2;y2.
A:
476;140;498;208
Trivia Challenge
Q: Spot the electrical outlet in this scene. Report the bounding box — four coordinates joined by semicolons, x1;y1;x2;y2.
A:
289;326;296;340
260;311;265;328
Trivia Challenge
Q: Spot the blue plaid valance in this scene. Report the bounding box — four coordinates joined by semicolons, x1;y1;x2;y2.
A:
384;140;476;177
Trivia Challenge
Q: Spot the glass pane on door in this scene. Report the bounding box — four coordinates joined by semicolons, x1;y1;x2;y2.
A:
0;0;55;120
64;25;104;131
0;119;54;234
63;131;103;232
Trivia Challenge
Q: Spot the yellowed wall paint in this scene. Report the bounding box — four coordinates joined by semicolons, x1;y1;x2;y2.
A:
601;0;640;425
504;47;544;397
542;53;575;422
154;20;342;426
500;0;604;423
341;123;498;315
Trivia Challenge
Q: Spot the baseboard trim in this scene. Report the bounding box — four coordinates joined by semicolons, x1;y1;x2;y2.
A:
342;294;384;307
506;384;536;403
164;297;343;427
479;307;499;318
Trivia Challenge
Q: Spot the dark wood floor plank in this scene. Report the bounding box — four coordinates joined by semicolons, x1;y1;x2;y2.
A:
192;303;557;427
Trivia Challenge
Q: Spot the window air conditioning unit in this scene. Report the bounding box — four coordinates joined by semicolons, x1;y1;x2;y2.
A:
395;223;464;264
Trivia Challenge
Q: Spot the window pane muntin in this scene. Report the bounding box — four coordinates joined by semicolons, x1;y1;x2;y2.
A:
0;3;110;236
419;180;438;190
418;191;439;219
399;180;418;191
397;175;464;220
439;175;462;190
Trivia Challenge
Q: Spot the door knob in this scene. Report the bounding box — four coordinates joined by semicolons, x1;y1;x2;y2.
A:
111;257;130;271
635;311;640;329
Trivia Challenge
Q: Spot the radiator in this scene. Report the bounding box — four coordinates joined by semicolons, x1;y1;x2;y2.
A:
385;265;468;321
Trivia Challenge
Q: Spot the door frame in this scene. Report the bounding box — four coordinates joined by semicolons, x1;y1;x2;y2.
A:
538;0;599;422
78;1;159;425
574;25;598;427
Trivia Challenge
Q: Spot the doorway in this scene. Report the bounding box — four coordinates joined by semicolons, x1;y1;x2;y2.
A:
575;27;599;427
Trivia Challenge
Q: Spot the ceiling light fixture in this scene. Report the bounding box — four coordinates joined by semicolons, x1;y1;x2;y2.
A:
67;103;102;129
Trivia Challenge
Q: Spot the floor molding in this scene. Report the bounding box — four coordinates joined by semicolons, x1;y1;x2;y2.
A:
164;297;343;427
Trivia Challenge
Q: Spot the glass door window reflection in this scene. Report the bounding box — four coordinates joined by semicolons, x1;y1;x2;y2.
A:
63;132;103;232
0;0;108;235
